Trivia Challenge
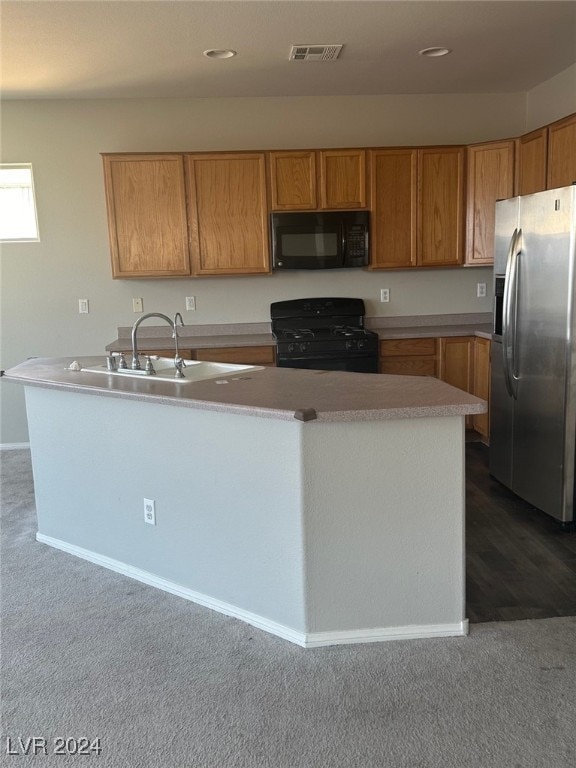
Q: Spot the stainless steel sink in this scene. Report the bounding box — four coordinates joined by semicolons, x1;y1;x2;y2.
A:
81;358;263;383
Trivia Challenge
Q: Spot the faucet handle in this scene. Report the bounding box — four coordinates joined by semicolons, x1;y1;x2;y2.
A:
174;356;186;378
117;352;128;369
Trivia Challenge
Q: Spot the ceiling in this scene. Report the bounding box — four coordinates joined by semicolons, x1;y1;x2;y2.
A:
2;1;576;100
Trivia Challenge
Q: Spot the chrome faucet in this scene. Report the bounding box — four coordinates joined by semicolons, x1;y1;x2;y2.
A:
172;312;186;378
131;312;177;371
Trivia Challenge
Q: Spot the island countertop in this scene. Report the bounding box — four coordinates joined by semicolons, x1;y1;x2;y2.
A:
3;356;486;424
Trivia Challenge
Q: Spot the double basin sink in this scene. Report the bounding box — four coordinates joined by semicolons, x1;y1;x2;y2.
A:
81;357;263;384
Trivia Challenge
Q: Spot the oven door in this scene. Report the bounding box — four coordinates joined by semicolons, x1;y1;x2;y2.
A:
277;354;378;374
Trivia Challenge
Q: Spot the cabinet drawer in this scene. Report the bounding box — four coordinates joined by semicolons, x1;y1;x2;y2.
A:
140;349;193;359
194;346;276;365
380;357;437;377
380;338;437;357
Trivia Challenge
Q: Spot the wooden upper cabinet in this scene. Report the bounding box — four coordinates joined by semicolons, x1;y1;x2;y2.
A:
186;153;270;276
269;151;317;210
369;149;417;269
465;140;515;266
418;147;465;267
515;128;547;196
320;149;367;208
269;149;367;210
102;154;191;278
547;113;576;189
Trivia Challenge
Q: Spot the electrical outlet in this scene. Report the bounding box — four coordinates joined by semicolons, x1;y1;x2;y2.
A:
78;299;89;314
380;288;390;303
185;296;196;311
476;283;487;298
132;298;144;313
143;498;156;526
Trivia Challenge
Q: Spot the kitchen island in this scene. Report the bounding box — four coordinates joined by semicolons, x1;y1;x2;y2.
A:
4;356;485;647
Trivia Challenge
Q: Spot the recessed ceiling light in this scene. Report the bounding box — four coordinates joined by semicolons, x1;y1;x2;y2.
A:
419;47;452;58
203;49;237;59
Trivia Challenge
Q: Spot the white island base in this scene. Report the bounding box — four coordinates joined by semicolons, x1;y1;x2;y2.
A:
25;385;467;648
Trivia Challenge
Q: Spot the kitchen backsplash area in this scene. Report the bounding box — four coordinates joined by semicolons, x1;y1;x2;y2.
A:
111;265;494;327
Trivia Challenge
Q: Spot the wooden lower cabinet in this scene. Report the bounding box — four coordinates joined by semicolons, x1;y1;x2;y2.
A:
194;345;276;366
438;336;475;428
380;335;490;439
438;337;474;392
138;345;275;366
139;349;193;359
379;338;437;376
472;337;490;439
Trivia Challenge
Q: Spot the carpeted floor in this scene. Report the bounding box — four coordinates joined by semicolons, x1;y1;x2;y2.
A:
1;448;575;767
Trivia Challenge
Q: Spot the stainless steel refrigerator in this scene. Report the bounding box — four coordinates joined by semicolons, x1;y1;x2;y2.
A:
490;185;576;525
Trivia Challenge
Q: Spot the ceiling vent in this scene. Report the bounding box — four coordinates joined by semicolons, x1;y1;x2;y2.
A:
289;45;343;62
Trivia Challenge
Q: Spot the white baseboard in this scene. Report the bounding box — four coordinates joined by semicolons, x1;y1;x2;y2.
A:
36;532;468;648
0;442;30;450
36;532;305;646
303;621;469;648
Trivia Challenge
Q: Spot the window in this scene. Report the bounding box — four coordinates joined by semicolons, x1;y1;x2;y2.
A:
0;164;40;241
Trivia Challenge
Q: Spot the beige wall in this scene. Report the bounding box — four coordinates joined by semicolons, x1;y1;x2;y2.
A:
526;64;576;131
0;88;562;443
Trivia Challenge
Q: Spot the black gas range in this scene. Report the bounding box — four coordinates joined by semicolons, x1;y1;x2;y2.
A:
271;298;379;373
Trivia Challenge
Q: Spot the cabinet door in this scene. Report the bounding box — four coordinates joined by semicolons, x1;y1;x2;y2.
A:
194;346;276;365
515;128;547;195
369;149;417;269
438;337;475;392
269;151;317;210
379;338;437;376
547;114;576;189
418;147;465;267
320;149;367;209
103;154;190;278
472;337;490;439
186;153;270;275
465;140;515;266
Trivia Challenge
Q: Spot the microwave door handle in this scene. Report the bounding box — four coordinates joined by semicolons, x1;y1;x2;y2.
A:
340;223;347;261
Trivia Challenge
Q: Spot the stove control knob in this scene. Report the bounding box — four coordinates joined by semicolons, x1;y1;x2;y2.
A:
345;340;354;350
299;342;308;352
288;343;296;353
358;340;366;349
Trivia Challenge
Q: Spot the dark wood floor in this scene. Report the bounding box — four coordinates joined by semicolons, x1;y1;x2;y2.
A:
465;442;576;623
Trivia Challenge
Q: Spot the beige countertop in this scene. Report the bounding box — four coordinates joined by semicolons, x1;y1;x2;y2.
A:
105;314;493;352
3;356;486;424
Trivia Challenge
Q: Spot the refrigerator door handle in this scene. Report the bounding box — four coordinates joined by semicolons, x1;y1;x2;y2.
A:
502;228;519;397
510;230;523;398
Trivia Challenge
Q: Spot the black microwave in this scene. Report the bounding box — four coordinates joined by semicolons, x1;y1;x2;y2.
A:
271;211;369;270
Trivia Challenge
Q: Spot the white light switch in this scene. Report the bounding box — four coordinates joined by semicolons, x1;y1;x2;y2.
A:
185;296;196;311
78;299;89;314
132;298;143;313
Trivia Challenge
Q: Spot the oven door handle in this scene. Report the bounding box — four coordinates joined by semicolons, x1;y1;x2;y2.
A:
278;353;374;362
